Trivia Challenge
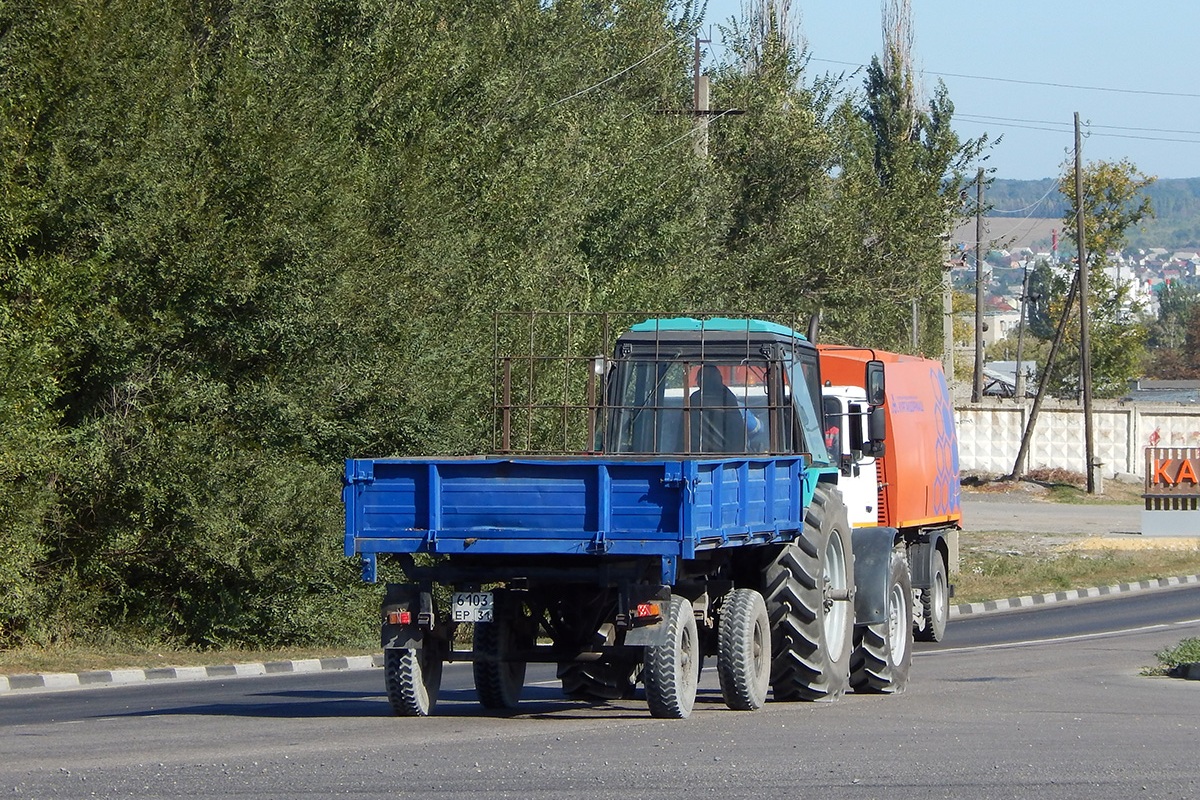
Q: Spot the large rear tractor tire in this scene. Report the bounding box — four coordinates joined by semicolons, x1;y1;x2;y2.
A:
850;547;914;693
717;588;771;711
915;550;949;642
385;647;443;717
764;483;854;702
643;596;700;719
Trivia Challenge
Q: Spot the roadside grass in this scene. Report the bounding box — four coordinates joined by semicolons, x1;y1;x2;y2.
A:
955;542;1200;605
1144;637;1200;676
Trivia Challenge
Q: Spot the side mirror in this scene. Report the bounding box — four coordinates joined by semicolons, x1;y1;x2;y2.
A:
866;360;885;406
863;406;886;457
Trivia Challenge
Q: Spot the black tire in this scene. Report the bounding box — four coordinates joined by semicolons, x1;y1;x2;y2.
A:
473;605;531;710
558;620;640;701
559;660;641;701
764;483;853;702
643;595;700;719
850;547;914;694
717;588;771;711
915;550;949;643
385;647;442;717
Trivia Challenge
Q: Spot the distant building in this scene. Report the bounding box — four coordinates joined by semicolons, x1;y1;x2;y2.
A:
1122;379;1200;405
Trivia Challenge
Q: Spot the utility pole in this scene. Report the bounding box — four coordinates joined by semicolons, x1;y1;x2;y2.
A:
972;168;985;403
943;257;954;383
1014;262;1029;399
1008;273;1079;481
911;297;919;351
1075;112;1098;494
693;34;711;157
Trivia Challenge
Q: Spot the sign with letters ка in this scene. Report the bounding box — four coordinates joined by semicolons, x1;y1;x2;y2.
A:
1143;448;1200;536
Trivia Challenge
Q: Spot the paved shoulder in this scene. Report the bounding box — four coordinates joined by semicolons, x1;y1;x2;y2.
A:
961;494;1142;535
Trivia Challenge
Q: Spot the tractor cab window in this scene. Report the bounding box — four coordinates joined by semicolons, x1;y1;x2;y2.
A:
786;349;832;465
605;358;779;455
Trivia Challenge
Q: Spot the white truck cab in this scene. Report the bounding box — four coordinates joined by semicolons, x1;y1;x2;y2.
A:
821;385;880;529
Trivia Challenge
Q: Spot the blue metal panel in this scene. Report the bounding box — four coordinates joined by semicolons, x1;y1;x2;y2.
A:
344;455;811;562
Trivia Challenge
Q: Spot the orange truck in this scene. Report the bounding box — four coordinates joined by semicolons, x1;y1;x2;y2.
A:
818;345;962;642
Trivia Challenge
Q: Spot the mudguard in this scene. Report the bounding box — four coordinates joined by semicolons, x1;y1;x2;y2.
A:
852;526;900;625
381;583;434;650
908;532;946;590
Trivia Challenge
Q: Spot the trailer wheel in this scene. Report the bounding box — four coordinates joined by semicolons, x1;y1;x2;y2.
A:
643;595;699;719
850;547;913;693
559;661;641;701
473;607;531;710
915;550;949;642
384;647;442;717
717;588;771;710
764;483;853;702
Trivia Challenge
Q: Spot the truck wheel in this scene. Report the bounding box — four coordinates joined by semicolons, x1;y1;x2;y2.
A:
764;483;853;702
717;588;771;710
850;547;913;693
559;661;641;701
384;647;442;717
643;595;699;719
915;551;949;642
473;610;530;710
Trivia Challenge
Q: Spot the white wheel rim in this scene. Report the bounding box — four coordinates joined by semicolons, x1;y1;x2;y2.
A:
823;533;849;661
888;580;908;664
932;569;947;627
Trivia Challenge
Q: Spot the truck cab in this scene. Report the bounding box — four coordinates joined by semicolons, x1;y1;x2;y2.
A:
821;386;880;527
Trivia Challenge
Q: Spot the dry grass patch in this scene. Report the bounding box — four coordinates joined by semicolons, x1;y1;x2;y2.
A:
956;530;1200;605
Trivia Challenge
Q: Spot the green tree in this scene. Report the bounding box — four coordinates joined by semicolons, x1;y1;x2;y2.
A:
1038;159;1155;398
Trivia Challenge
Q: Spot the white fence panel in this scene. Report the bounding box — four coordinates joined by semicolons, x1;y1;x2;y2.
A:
954;401;1200;479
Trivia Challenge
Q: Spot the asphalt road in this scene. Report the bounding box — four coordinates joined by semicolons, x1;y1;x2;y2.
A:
4;585;1199;799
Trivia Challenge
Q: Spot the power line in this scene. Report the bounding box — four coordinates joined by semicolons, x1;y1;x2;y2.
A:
959;113;1200;137
809;57;1200;99
955;114;1200;145
990;182;1060;215
551;34;690;107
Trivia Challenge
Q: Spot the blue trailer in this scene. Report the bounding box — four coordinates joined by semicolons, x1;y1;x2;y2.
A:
343;317;909;718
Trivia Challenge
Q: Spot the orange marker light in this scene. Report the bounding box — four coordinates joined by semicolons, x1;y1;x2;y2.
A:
635;602;661;619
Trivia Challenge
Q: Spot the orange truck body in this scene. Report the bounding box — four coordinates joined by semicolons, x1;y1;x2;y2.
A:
818;346;963;534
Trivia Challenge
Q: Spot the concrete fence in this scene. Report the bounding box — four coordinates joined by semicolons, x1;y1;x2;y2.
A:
954;399;1200;479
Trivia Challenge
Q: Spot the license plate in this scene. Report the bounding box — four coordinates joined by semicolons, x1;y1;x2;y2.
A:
452;591;494;623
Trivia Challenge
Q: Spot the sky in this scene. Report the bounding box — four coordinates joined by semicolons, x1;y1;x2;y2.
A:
700;1;1200;183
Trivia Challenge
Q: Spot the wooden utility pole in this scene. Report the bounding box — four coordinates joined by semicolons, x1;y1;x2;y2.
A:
1014;262;1029;399
1008;273;1079;480
1075;112;1097;494
972;168;985;402
943;258;954;382
693;34;711;157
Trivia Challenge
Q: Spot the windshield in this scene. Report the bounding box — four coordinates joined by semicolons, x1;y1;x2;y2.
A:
605;357;792;455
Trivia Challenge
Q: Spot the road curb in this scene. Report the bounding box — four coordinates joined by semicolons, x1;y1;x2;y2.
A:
0;654;383;695
950;573;1200;618
6;576;1200;695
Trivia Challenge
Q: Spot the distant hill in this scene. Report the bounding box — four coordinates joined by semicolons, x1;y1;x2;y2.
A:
980;177;1200;250
951;216;1062;253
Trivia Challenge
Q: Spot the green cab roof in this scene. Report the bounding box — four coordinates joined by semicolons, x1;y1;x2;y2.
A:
628;317;808;341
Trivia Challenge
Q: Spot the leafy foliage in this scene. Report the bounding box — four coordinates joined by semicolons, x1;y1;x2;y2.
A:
0;0;983;649
1030;160;1155;398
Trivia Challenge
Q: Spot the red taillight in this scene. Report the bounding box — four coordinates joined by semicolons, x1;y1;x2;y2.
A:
387;610;412;625
635;602;661;620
